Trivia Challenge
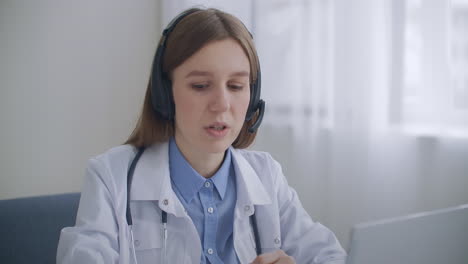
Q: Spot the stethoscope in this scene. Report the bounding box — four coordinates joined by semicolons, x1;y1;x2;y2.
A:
125;147;262;263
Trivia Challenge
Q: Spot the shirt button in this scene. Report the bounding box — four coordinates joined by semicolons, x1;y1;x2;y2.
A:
134;240;140;247
207;248;214;255
274;237;281;244
204;181;211;188
163;199;169;206
244;205;250;212
207;207;214;214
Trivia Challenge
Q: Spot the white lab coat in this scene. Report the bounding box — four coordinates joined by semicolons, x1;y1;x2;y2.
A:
57;142;346;264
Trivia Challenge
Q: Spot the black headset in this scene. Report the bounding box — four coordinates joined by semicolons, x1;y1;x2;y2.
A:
149;8;266;133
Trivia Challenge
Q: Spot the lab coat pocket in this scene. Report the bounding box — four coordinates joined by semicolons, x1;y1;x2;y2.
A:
249;231;282;255
132;220;163;263
254;205;282;254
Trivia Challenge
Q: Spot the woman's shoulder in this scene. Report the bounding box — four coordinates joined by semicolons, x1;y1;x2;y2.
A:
86;144;140;174
83;145;140;190
234;148;272;160
233;148;282;173
91;144;137;163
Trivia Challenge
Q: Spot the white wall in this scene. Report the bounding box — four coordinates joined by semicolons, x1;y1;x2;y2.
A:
0;0;161;199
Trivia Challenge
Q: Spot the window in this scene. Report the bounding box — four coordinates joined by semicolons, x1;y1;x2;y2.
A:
392;0;468;136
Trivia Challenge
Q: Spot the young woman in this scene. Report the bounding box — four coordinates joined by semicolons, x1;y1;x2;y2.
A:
57;7;346;264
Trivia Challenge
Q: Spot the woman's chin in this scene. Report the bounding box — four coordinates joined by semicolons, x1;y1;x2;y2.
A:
204;141;232;154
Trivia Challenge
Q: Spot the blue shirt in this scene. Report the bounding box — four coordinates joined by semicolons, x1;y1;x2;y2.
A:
169;138;239;264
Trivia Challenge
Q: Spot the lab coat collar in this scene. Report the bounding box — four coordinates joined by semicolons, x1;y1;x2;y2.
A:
129;142;271;217
230;147;272;208
129;142;186;217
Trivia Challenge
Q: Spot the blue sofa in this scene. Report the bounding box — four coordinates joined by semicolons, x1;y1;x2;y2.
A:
0;193;80;264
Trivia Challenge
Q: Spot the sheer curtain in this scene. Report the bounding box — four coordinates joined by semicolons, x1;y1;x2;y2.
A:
392;0;468;135
161;0;468;248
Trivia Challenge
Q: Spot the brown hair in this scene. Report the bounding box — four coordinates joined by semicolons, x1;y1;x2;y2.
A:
125;7;261;148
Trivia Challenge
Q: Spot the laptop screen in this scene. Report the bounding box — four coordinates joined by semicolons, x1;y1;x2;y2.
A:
346;204;468;264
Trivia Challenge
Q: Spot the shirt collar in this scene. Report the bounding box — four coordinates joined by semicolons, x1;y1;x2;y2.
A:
169;137;231;203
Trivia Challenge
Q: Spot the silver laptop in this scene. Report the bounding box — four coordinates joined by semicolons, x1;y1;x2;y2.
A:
346;204;468;264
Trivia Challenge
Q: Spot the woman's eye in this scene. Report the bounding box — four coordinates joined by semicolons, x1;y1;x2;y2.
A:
229;84;244;90
191;84;208;90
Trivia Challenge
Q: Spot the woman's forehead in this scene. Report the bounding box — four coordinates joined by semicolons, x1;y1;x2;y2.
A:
174;38;250;77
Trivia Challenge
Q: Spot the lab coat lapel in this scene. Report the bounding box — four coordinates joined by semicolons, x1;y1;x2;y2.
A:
129;142;186;218
231;148;273;263
231;148;272;209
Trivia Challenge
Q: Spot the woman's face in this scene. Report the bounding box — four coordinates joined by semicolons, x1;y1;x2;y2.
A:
171;38;251;156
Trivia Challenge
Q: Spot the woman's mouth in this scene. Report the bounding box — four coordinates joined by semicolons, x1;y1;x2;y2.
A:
205;123;229;138
209;125;226;130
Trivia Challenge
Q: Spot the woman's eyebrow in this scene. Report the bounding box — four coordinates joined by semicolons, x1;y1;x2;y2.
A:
184;70;249;78
185;70;212;78
230;71;249;77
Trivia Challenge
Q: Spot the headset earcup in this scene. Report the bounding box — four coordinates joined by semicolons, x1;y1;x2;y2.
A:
150;42;175;120
151;75;174;120
246;70;261;121
161;77;174;119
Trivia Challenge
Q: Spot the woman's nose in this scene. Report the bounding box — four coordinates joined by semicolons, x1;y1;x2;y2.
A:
209;86;230;112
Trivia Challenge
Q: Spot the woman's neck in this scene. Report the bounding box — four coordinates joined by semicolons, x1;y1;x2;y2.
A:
173;139;225;179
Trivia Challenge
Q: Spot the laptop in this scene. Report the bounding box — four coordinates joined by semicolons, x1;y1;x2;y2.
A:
346;204;468;264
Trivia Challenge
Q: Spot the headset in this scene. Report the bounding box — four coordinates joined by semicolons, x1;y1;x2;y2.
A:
126;9;264;263
149;8;266;133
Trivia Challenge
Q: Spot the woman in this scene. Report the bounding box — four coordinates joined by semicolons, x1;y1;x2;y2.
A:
57;7;346;264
